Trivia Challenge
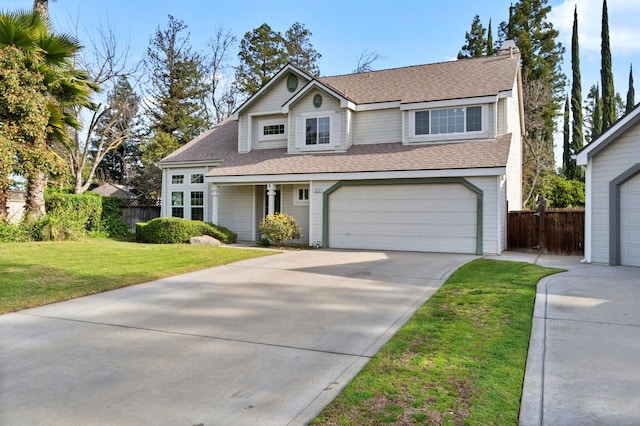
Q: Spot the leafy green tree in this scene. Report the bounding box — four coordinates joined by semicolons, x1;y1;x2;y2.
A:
235;22;322;96
458;15;486;59
541;175;585;208
285;22;321;76
499;0;566;207
601;0;616;130
570;6;583;180
627;64;635;113
235;23;288;96
0;46;50;221
0;10;97;221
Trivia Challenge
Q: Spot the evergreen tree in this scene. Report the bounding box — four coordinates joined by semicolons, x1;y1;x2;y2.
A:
498;0;566;207
235;23;288;96
601;0;616;129
458;15;486;59
285;22;321;76
584;84;602;143
562;96;572;177
486;19;495;55
592;85;603;141
570;5;583;180
627;64;635;113
144;15;210;147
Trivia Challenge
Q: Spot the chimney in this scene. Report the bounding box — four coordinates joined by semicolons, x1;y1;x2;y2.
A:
497;40;519;57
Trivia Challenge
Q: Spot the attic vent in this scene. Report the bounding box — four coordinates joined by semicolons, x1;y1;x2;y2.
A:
313;94;323;108
287;74;298;92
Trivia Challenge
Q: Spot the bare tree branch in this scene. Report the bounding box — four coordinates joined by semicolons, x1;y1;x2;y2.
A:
206;27;237;124
353;50;385;74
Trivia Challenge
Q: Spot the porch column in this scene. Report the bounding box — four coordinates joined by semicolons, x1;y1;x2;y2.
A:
210;184;219;225
267;183;276;215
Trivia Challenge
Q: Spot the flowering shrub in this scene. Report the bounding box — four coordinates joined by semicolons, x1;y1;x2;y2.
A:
258;213;301;246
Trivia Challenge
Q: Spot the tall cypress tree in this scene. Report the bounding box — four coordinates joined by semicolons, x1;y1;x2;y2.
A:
570;6;583;180
627;64;635;113
593;85;603;140
601;0;616;129
486;19;495;55
562;96;571;177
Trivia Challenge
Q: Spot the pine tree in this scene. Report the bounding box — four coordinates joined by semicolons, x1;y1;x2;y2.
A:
486;19;495;55
285;22;321;76
570;5;583;180
562;96;571;177
144;15;210;146
601;0;616;129
235;24;288;96
458;15;486;59
627;64;635;113
498;0;566;207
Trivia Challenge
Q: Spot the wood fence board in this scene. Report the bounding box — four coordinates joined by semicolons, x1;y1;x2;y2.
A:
507;209;584;255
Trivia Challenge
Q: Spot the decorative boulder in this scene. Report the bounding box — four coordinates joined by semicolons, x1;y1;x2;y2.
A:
189;235;221;246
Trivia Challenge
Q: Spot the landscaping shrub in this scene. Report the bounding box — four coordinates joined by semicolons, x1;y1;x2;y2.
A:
135;217;237;244
98;197;129;237
258;213;301;246
27;208;88;241
45;189;102;232
0;221;28;242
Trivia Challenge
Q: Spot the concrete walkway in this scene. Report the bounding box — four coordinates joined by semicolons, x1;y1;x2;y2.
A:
0;249;474;426
496;253;640;426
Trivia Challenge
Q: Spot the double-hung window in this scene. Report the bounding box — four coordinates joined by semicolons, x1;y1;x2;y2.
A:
171;191;184;218
190;191;204;221
305;116;331;145
414;106;482;136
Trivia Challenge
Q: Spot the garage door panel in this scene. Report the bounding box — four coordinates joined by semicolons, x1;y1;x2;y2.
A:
328;183;477;254
620;175;640;267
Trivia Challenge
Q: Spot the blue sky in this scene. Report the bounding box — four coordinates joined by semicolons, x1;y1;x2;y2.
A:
3;0;640;162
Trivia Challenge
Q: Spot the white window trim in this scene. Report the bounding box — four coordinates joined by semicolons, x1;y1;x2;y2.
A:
409;104;488;141
293;185;309;206
297;110;340;152
258;118;287;141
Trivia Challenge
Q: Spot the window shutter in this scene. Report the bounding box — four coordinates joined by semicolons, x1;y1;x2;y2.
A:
331;113;342;147
295;117;304;148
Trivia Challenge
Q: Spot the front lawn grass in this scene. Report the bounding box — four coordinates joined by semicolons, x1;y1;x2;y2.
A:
0;239;274;314
313;258;563;425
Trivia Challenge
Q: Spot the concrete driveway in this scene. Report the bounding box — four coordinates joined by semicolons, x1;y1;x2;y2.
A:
0;249;474;425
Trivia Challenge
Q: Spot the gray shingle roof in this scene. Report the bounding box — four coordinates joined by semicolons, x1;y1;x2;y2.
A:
162;120;512;176
318;54;520;105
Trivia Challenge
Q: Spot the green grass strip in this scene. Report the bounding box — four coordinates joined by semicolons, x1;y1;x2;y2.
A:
313;258;563;425
0;239;273;314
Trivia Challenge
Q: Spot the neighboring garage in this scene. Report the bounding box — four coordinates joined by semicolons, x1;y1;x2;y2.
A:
620;174;640;267
324;179;482;254
577;104;640;267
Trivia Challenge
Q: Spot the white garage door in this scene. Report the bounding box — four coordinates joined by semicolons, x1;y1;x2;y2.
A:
620;174;640;267
328;184;477;254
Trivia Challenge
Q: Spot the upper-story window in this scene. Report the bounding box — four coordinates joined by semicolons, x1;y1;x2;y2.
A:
190;173;204;184
259;119;287;141
305;116;331;145
414;106;482;136
171;174;184;184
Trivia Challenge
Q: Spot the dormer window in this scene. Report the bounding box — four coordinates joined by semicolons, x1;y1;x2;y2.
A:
414;106;483;136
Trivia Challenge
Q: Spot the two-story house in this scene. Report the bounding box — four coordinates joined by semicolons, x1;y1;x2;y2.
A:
159;41;524;255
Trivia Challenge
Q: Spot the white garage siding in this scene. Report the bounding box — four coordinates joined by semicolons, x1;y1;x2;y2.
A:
320;177;500;255
620;174;640;267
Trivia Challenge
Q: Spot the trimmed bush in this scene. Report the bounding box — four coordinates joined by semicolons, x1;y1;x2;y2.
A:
98;197;129;237
258;213;301;246
135;217;237;244
45;189;102;232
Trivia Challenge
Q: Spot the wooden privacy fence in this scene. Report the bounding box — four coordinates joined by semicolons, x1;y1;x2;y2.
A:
507;208;585;255
122;198;160;232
